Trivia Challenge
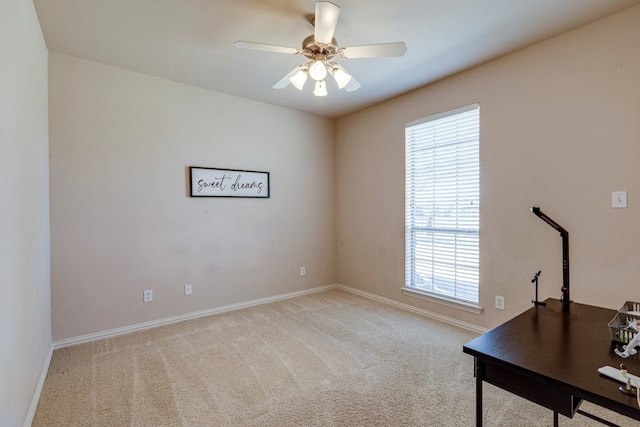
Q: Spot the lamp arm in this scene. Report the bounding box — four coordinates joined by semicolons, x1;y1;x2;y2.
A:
530;207;566;234
530;207;571;312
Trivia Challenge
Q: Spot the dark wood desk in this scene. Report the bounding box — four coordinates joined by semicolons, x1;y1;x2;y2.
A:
463;298;640;426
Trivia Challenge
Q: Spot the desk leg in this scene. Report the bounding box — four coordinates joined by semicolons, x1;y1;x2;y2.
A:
475;358;483;427
553;411;558;427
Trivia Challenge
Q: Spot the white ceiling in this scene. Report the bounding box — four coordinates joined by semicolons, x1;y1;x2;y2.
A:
34;0;640;119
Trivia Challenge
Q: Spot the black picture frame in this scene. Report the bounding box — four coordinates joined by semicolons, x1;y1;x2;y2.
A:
189;167;270;198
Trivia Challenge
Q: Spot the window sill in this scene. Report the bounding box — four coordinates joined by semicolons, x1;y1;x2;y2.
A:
401;287;483;315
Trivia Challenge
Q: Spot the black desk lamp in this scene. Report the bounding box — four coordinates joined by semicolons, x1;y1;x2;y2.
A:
530;207;571;313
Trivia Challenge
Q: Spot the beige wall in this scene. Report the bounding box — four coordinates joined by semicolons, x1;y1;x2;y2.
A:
49;54;336;341
336;6;640;330
0;0;51;425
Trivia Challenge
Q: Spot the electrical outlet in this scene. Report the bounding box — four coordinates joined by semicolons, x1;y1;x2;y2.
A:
300;266;306;276
143;289;153;303
185;284;192;295
495;295;505;310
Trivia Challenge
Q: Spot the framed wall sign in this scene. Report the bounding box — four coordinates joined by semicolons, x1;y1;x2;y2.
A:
189;167;270;198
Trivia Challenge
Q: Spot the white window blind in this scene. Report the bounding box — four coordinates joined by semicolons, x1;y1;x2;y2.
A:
405;104;480;304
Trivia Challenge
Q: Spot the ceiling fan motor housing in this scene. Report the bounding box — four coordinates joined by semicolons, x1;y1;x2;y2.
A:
302;35;338;59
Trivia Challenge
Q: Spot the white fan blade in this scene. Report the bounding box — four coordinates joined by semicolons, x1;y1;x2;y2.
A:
234;41;299;55
272;65;304;89
314;1;340;45
339;42;407;59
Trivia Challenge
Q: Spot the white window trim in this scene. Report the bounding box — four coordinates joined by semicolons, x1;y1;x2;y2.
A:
401;286;483;315
405;103;480;309
406;103;479;127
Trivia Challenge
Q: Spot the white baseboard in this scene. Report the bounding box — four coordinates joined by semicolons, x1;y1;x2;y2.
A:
53;284;337;349
54;283;488;350
23;343;54;427
335;284;489;335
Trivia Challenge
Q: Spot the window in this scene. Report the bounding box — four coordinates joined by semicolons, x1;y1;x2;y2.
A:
405;104;480;306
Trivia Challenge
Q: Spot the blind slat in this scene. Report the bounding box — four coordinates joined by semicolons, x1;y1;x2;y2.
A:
405;104;480;304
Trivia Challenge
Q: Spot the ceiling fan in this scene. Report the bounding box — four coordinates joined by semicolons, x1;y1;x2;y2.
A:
234;1;407;97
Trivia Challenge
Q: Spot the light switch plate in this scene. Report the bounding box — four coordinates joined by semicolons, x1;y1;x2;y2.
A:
612;191;627;208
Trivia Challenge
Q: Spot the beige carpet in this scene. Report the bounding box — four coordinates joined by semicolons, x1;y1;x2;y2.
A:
33;289;637;426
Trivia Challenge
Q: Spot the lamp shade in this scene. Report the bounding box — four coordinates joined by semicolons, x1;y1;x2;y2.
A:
313;80;328;97
332;67;352;89
290;69;308;90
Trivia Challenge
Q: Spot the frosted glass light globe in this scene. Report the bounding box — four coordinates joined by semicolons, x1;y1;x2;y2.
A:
309;60;327;81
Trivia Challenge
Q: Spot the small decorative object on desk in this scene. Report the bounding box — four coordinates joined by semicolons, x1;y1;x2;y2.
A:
529;270;546;306
610;301;640;358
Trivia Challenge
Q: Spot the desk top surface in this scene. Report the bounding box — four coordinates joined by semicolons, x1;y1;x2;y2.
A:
463;298;640;418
